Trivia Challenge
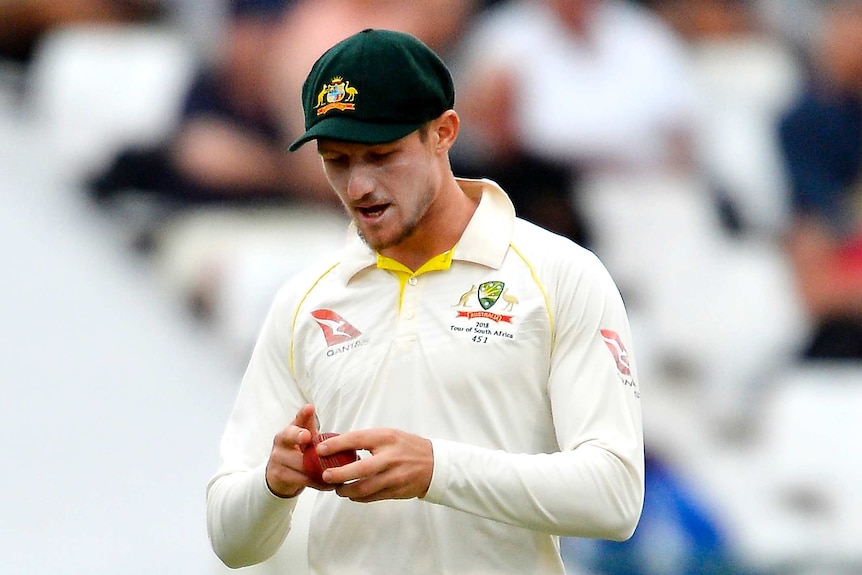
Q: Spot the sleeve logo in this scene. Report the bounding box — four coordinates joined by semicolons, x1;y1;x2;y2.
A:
600;329;633;377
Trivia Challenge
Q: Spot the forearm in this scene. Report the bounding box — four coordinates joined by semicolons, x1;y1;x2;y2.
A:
424;439;644;540
173;120;288;192
206;464;297;568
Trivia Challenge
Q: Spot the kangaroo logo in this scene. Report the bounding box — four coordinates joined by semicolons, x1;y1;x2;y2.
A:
315;76;358;116
311;309;362;347
600;329;632;377
453;284;476;308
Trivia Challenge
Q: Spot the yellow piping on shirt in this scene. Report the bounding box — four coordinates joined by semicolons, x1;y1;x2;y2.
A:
509;243;555;351
289;263;340;377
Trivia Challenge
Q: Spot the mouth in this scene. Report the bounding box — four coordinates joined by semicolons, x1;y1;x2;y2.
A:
356;203;390;221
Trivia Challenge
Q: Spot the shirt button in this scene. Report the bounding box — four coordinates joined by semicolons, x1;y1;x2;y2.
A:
405;311;415;320
408;277;418;286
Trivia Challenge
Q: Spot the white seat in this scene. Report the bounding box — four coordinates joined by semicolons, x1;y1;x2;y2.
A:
689;38;804;236
690;365;862;572
581;171;809;433
25;23;196;181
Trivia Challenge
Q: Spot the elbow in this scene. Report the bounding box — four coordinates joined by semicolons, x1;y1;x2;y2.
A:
558;492;643;541
603;484;644;542
206;495;266;569
215;553;246;571
206;486;291;569
220;555;255;571
207;506;282;570
585;474;644;542
605;511;640;542
605;450;645;541
209;529;270;570
208;525;250;569
587;502;642;542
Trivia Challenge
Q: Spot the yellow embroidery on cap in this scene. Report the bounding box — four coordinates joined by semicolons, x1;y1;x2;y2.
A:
315;76;358;116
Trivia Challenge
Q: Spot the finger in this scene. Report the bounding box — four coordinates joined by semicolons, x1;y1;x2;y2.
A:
320;457;367;485
274;424;311;451
314;432;354;456
335;476;414;503
265;445;306;498
267;438;338;496
293;404;318;436
315;427;374;456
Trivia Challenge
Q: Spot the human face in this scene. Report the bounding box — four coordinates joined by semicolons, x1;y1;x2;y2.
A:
317;127;441;255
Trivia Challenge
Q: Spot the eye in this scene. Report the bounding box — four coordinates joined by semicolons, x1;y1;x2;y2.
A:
321;153;348;167
369;149;395;163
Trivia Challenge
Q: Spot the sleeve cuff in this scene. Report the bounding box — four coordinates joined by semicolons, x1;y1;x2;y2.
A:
423;438;453;504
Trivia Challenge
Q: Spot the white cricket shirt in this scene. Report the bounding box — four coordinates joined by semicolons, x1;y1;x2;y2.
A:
207;179;644;574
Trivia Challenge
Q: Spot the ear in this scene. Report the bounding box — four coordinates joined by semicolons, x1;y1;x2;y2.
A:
433;110;460;153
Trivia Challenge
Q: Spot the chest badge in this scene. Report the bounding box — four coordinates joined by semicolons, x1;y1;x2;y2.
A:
478;281;504;310
453;281;516;324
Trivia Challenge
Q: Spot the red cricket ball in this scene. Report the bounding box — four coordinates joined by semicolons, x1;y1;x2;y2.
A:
302;432;359;483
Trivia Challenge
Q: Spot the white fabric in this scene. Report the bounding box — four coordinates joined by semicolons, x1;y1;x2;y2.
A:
207;180;644;574
456;0;697;172
26;25;195;180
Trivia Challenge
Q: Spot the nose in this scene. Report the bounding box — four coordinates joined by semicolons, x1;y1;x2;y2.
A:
346;163;375;200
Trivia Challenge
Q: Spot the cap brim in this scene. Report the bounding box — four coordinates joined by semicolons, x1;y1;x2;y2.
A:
288;116;424;151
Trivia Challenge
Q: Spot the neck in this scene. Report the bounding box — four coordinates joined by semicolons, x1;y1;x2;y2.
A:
381;178;478;271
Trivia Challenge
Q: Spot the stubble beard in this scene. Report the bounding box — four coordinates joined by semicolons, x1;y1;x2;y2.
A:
354;190;434;253
355;208;421;252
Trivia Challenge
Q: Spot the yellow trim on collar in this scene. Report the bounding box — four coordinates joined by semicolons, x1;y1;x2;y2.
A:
377;248;455;309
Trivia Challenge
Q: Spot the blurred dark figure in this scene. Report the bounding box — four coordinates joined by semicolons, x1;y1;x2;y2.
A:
453;153;588;248
637;0;757;42
88;0;331;211
777;1;862;360
0;0;165;64
562;451;761;575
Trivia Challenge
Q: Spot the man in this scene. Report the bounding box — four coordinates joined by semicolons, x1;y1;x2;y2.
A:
778;1;862;359
207;28;644;574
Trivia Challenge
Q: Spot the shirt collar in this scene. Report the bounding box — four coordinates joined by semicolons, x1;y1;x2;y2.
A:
336;178;515;281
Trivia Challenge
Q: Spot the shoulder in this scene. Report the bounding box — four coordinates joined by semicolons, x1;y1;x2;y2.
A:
269;251;349;313
510;218;610;284
509;219;625;331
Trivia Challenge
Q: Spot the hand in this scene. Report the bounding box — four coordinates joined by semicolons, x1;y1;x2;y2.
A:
265;404;334;498
316;428;434;503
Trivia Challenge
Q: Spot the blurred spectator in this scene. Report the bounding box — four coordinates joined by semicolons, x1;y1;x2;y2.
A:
88;0;333;211
0;0;165;65
755;0;831;55
450;0;699;245
621;0;803;237
778;0;862;360
643;0;757;42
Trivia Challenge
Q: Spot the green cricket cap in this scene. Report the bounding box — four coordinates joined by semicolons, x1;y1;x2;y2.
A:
288;28;455;151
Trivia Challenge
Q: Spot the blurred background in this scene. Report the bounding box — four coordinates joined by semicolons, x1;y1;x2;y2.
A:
1;0;861;573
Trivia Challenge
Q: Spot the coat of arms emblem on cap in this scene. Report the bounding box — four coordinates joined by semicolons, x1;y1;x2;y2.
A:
315;76;358;116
